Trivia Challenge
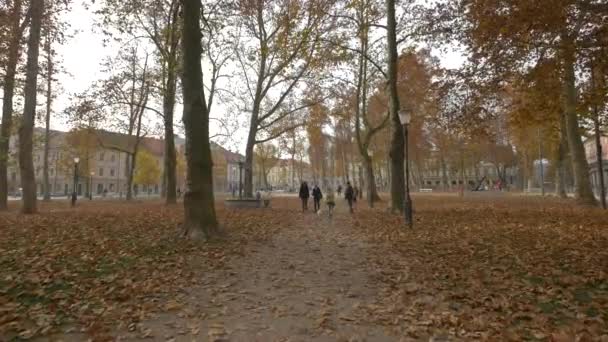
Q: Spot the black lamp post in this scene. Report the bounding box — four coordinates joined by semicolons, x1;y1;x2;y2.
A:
89;171;94;200
398;109;413;228
367;149;374;208
71;157;80;207
238;161;243;199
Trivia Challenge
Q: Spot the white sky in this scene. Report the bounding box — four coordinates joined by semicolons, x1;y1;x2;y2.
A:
51;0;466;154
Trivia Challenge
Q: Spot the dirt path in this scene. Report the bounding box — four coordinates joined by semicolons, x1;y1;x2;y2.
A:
134;203;397;342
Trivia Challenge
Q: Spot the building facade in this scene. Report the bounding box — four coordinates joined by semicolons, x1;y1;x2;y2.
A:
6;128;243;197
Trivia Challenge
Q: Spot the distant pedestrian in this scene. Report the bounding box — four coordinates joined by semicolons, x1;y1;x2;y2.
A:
299;181;310;212
353;186;359;203
177;188;182;198
312;185;323;212
337;185;342;196
345;182;354;213
325;188;336;218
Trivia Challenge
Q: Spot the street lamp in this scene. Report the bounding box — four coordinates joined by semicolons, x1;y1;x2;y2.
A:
71;157;80;207
89;171;94;200
398;109;413;228
367;149;374;208
238;161;243;199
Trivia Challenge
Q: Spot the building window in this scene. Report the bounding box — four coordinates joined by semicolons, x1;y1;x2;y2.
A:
109;183;115;191
99;152;105;161
111;154;115;162
110;168;115;177
11;172;16;182
99;168;104;177
50;168;54;176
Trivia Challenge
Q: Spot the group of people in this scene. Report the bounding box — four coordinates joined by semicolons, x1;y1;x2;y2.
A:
298;181;360;216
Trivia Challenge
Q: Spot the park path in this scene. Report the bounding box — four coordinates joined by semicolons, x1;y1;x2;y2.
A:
138;202;398;342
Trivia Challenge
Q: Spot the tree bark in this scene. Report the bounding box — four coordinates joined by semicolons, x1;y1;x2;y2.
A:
386;0;404;212
554;112;568;197
180;0;219;240
593;115;605;208
561;38;596;205
163;72;178;204
0;0;26;210
244;128;256;198
590;61;606;208
43;29;53;201
19;0;44;214
365;157;380;203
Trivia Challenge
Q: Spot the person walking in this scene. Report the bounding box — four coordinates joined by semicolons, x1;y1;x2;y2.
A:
337;184;342;196
345;182;354;213
312;185;323;212
325;188;336;218
299;181;310;212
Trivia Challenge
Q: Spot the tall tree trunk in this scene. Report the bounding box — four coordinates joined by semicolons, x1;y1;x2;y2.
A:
125;155;133;200
180;0;219;239
365;157;380;204
0;0;26;210
440;154;449;191
561;39;596;205
43;30;53;201
386;0;404;212
593;115;605;208
244;130;255;198
19;0;44;214
554;112;568;197
127;153;136;200
591;62;606;209
163;72;177;204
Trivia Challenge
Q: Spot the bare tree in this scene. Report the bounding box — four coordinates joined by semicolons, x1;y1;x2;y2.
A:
233;0;336;197
19;0;44;214
180;0;219;239
0;0;30;210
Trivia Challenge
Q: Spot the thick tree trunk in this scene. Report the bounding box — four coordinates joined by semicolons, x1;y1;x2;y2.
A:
386;0;404;212
593;116;605;208
43;31;52;201
555;112;568;198
244;129;255;198
365;157;380;206
163;73;177;204
561;40;596;205
180;0;219;239
591;63;606;209
0;0;25;210
440;154;449;191
126;153;136;200
19;0;44;214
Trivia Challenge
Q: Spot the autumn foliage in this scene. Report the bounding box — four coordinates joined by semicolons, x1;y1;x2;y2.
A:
1;196;607;340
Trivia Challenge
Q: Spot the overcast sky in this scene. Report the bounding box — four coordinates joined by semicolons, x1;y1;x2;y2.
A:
51;0;467;153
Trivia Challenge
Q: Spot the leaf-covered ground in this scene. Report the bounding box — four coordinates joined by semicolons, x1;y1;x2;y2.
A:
0;194;607;341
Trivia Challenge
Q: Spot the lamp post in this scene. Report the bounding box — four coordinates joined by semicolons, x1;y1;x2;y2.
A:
398;109;413;228
367;149;374;208
238;161;243;199
89;171;94;200
538;127;545;196
71;157;80;207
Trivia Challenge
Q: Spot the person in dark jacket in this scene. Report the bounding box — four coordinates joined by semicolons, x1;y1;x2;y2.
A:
312;185;323;212
345;182;354;213
299;182;310;211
